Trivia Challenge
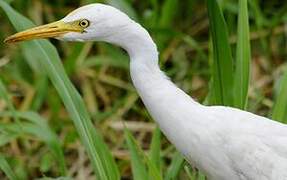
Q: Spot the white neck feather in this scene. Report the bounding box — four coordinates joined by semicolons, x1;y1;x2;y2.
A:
103;22;158;63
105;20;200;137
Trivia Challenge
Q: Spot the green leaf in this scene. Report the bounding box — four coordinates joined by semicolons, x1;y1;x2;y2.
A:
207;0;234;106
21;42;43;74
0;111;67;175
40;153;54;173
0;154;19;180
272;68;287;122
160;0;178;28
124;129;149;180
124;127;162;180
145;157;162;180
0;130;19;146
149;127;161;172
248;0;269;55
31;75;49;111
0;78;20;126
198;171;206;180
63;43;86;75
234;0;251;109
183;165;195;180
156;0;178;49
0;1;119;179
164;152;184;180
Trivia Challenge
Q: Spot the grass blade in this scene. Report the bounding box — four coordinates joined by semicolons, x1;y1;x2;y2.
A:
31;75;48;110
149;127;161;172
146;158;162;180
21;42;43;74
164;152;184;180
272;68;287;122
124;127;162;180
234;0;251;109
156;0;178;49
0;111;67;175
198;171;206;180
0;78;67;175
248;0;269;55
0;78;20;125
159;0;178;28
0;154;19;180
124;128;149;180
206;0;234;106
0;130;19;146
0;1;119;179
63;43;86;75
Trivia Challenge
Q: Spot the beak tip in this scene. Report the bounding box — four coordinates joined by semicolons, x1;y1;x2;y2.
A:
4;38;9;44
4;21;72;44
4;37;14;44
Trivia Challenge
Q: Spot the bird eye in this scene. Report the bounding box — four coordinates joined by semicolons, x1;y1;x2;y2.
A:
79;19;90;28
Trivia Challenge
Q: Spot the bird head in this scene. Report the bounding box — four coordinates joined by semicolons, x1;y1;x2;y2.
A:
4;4;132;43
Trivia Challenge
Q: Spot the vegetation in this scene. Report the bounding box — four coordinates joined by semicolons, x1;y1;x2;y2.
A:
0;0;286;179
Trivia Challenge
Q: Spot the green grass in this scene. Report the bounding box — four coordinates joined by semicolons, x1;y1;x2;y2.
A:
272;68;287;122
0;154;19;180
207;0;234;106
234;0;251;110
0;0;286;179
0;1;118;179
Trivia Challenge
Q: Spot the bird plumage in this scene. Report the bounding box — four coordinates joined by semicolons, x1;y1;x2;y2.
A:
132;58;287;179
6;3;287;180
117;4;287;178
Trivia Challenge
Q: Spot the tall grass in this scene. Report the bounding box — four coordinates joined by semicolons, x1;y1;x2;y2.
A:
0;78;67;175
0;0;286;179
0;154;19;180
234;0;251;110
272;69;287;122
0;1;119;179
207;0;234;106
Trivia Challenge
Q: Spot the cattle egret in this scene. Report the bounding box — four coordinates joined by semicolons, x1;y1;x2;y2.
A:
5;4;287;180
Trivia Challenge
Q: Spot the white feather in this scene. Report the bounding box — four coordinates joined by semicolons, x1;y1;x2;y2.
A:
61;4;287;180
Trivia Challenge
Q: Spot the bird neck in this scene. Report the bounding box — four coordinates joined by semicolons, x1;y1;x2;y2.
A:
104;20;168;93
109;21;168;96
106;20;206;161
106;20;200;119
101;18;211;174
104;21;159;66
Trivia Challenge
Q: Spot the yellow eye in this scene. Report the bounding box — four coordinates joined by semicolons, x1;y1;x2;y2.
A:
79;19;90;28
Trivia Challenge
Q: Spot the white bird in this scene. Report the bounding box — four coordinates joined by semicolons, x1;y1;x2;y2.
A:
5;4;287;180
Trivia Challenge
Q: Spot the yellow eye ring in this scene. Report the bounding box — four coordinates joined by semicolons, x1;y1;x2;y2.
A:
79;19;90;28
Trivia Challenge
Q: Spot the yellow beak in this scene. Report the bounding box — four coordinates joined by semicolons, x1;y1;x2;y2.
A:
4;21;83;43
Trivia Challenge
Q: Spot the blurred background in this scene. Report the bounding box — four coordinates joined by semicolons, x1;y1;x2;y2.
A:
0;0;286;179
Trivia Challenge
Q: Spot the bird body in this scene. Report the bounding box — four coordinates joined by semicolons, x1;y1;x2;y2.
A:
5;4;287;180
131;44;287;179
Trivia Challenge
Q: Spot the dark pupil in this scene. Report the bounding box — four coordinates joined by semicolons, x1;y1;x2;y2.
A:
81;22;86;26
